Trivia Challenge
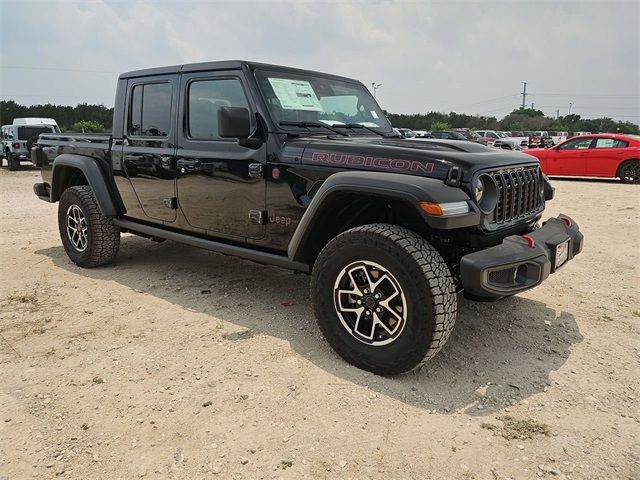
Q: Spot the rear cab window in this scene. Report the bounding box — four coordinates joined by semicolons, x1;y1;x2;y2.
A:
17;126;56;140
129;82;173;137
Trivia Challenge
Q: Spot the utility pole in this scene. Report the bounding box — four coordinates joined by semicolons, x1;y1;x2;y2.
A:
371;82;382;99
521;82;528;109
531;102;535;109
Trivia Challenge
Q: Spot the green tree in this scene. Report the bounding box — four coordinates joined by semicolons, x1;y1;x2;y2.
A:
72;120;105;133
431;120;450;130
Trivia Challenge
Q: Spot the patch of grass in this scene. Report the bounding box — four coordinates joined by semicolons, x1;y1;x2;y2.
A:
483;416;551;440
498;415;551;440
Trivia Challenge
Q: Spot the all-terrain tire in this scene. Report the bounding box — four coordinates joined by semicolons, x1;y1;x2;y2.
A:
311;223;457;375
617;160;639;184
58;185;120;267
8;153;19;171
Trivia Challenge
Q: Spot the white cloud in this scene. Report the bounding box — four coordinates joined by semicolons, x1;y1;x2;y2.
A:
1;0;638;122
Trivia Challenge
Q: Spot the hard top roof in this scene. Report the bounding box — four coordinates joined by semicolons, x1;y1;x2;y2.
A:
119;60;360;84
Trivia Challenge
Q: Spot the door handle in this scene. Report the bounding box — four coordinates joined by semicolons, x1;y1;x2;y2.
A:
176;158;201;173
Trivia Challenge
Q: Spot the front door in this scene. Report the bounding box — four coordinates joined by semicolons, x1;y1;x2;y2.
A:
555;136;594;175
175;71;266;239
122;76;179;222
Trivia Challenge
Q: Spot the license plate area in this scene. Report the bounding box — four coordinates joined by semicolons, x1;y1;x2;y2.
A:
554;239;570;271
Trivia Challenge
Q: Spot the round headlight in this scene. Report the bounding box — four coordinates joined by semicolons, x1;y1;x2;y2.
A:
475;174;498;214
474;177;484;202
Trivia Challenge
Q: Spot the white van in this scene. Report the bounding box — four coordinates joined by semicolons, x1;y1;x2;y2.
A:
1;118;61;170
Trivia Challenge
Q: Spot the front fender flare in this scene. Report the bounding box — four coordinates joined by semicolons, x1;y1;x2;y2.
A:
50;154;118;217
287;170;479;261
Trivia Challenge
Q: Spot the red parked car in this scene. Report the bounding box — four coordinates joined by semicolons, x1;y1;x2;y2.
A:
524;133;640;183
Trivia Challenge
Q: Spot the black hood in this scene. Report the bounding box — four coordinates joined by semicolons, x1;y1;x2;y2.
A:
295;136;539;181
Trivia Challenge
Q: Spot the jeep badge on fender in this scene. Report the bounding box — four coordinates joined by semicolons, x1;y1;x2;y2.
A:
31;60;583;375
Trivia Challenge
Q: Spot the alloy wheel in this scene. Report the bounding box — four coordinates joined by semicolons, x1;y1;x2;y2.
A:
333;260;407;346
66;205;88;251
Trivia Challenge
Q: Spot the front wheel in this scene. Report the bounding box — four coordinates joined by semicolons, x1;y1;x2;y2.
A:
311;224;457;375
58;185;120;267
618;160;639;184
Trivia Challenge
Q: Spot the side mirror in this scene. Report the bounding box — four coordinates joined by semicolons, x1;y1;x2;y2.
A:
218;106;251;139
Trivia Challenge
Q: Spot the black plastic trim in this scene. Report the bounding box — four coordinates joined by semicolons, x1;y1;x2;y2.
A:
49;154;118;216
114;218;310;273
287;170;479;261
459;215;583;298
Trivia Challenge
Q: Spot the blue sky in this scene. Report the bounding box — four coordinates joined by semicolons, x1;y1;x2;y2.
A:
1;0;638;122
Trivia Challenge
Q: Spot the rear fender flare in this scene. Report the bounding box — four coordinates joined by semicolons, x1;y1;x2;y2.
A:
50;154;118;217
287;170;478;261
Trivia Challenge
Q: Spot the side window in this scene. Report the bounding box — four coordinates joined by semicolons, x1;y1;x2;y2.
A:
188;78;250;140
595;138;628;148
129;82;172;137
560;138;593;150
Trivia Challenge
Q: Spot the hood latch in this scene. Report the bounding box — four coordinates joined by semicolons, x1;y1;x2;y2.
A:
445;166;462;187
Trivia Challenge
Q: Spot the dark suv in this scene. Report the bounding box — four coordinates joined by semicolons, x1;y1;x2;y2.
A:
32;60;583;375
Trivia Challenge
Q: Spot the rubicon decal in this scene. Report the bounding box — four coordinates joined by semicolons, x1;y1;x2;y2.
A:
311;152;435;173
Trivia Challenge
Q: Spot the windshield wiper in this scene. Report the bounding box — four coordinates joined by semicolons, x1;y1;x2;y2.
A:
332;123;391;137
278;121;348;137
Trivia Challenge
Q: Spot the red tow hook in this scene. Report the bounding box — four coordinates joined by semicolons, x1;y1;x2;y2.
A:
521;234;536;248
559;216;572;227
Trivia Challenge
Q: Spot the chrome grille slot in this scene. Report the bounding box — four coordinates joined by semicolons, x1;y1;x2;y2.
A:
489;165;542;225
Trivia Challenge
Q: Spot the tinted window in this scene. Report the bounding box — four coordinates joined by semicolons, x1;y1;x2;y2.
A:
560;138;593;150
188;78;249;140
595;138;628;148
17;126;55;140
129;83;172;137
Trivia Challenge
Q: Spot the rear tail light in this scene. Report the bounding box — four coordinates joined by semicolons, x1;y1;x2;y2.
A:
12;142;20;149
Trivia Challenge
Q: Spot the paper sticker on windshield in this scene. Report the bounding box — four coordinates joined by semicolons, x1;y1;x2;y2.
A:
268;78;323;111
370;110;379;119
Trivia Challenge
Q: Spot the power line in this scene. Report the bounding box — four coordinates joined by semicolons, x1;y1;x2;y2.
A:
0;65;118;74
530;92;639;97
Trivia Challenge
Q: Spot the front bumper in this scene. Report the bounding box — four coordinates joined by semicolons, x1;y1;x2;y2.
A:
460;215;583;299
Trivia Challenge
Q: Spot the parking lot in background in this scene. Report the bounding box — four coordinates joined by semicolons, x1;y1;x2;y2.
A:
1;167;638;479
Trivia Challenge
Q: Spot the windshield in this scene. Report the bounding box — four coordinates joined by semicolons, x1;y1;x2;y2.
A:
254;69;392;133
17;125;56;140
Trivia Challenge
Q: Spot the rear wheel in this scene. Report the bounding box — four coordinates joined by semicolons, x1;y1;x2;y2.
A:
58;185;120;267
311;223;457;375
618;160;639;184
7;153;19;171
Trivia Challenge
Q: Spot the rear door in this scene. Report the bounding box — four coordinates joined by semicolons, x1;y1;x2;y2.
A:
122;76;179;222
175;71;266;239
585;137;629;176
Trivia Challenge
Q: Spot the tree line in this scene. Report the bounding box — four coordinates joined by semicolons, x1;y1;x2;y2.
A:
0;100;113;132
1;100;637;135
386;108;639;134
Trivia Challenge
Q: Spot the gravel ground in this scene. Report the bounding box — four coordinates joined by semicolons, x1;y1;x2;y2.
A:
0;167;638;479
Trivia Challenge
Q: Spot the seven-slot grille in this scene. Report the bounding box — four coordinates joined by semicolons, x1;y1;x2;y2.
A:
490;165;543;224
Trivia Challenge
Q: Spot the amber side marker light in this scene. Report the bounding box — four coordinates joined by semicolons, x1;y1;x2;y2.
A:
419;201;470;217
419;202;444;216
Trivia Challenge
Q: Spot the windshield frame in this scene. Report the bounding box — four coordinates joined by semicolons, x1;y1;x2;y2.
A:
253;68;393;135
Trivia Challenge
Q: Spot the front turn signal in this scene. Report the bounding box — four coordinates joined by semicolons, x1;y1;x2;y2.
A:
420;201;470;216
419;202;444;216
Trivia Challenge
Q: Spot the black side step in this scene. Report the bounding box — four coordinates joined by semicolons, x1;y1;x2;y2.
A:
113;218;310;273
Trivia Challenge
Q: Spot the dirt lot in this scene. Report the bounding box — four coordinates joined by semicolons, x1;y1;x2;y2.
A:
0;167;638;480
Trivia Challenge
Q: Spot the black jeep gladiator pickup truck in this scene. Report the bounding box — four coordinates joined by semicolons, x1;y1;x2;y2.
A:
32;60;583;375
